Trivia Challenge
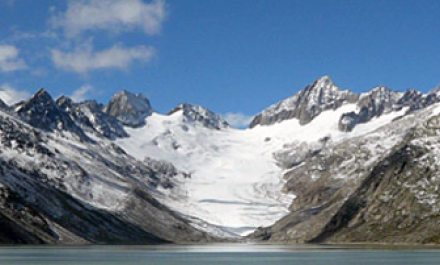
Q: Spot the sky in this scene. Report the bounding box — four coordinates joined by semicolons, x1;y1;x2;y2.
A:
1;0;440;127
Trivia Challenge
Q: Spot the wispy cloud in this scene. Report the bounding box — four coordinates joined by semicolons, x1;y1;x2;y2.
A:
7;30;58;43
0;83;31;105
0;45;27;72
51;0;167;38
0;1;166;76
70;84;93;102
51;44;155;73
223;112;254;128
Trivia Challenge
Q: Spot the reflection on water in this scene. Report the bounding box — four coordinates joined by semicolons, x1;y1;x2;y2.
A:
0;244;439;264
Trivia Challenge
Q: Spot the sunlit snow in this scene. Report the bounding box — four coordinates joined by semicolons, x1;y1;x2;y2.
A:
116;104;408;236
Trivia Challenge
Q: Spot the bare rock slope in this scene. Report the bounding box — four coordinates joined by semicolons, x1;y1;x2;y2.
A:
251;104;440;244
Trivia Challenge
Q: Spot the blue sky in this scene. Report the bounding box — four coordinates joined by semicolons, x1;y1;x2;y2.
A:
1;0;440;127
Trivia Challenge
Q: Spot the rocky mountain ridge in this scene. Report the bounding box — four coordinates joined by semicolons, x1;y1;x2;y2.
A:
0;88;233;244
251;104;440;244
0;76;440;245
250;76;440;132
250;76;359;127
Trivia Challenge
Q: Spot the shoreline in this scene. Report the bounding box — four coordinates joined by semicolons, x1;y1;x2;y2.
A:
1;242;440;251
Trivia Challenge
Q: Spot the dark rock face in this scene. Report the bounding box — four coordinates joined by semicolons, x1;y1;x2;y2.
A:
250;76;359;128
0;166;165;244
339;88;440;132
313;114;440;244
168;103;230;130
0;98;8;110
397;89;425;111
338;87;402;131
57;97;128;140
310;144;435;244
103;90;153;127
15;89;89;142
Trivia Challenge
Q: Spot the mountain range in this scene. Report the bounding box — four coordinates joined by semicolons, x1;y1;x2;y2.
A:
1;76;440;244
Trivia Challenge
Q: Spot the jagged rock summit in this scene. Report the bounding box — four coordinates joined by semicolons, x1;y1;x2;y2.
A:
168;103;230;130
250;76;359;128
56;96;129;140
103;90;153;127
251;76;440;132
15;89;89;141
338;86;404;131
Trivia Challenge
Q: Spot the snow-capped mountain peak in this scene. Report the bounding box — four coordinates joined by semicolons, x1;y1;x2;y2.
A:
359;86;403;105
168;103;229;130
250;77;440;132
57;97;128;140
249;76;359;128
3;79;440;244
428;83;440;97
302;75;355;107
103;90;153;127
29;88;52;103
15;89;89;141
310;75;334;90
16;88;62;119
56;95;74;110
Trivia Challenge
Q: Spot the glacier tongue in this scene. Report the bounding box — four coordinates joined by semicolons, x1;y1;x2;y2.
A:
117;112;294;236
116;104;407;236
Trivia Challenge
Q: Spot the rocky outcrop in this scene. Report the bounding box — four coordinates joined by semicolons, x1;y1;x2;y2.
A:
0;98;8;110
103;90;153;127
339;87;413;131
338;86;402;131
250;76;359;128
57;97;128;140
168;103;229;130
15;89;90;142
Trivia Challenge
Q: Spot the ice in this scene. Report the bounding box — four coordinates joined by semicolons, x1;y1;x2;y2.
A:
115;103;409;236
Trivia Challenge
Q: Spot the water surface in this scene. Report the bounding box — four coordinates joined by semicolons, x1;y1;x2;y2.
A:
0;244;440;264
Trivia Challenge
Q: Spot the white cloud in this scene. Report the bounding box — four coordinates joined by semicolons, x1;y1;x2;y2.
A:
51;44;155;73
0;83;31;105
8;30;58;42
0;45;27;72
70;84;93;102
51;0;166;37
223;112;254;128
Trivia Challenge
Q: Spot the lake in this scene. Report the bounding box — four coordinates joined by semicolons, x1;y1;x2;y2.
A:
0;244;440;264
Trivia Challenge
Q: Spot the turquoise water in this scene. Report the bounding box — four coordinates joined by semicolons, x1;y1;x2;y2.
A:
0;244;439;264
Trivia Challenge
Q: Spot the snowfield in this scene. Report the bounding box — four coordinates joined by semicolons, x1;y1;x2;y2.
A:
116;103;408;236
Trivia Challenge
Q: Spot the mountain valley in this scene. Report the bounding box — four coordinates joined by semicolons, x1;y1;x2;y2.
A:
1;76;440;244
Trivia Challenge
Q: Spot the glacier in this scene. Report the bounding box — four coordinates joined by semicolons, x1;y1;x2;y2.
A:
116;102;407;236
